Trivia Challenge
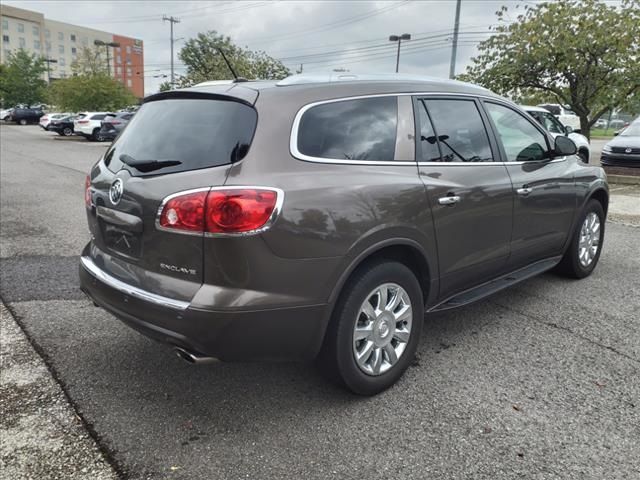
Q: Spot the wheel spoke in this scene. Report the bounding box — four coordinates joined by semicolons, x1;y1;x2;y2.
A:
394;304;412;323
371;347;383;374
394;327;410;343
356;341;374;366
384;344;398;365
386;288;401;312
354;323;373;341
361;301;376;321
376;287;388;313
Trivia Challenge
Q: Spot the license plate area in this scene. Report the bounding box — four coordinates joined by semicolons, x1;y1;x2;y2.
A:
99;219;142;258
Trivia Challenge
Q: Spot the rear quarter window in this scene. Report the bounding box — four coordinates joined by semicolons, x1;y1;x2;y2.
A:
296;96;398;161
91;114;106;120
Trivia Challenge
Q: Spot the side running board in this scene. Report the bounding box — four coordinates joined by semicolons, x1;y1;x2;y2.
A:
428;256;562;313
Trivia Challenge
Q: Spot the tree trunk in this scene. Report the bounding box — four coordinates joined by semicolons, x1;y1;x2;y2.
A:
579;115;591;141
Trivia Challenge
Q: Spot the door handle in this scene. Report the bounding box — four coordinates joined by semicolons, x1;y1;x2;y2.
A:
438;195;461;206
516;186;533;196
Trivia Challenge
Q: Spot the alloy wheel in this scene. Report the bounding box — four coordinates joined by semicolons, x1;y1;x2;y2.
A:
578;211;601;267
353;283;413;376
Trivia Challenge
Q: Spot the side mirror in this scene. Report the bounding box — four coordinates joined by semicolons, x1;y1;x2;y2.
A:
564;125;573;134
554;135;577;156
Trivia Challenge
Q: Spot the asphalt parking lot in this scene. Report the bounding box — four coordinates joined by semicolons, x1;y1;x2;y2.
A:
1;124;639;479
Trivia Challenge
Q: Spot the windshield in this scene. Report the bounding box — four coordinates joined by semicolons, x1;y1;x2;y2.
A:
104;98;257;176
620;121;640;136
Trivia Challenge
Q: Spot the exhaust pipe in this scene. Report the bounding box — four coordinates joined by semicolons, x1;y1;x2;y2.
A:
173;347;219;365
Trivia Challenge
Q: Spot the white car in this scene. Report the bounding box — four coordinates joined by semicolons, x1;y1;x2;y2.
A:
39;113;71;130
1;108;13;121
523;105;591;163
537;103;581;131
74;112;114;141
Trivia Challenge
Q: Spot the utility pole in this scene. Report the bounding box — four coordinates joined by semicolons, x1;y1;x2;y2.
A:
163;15;180;88
449;0;462;79
44;58;58;84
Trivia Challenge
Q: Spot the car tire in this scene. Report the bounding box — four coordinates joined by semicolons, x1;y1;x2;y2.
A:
92;128;106;142
555;199;605;279
63;127;73;136
19;119;27;125
319;260;424;395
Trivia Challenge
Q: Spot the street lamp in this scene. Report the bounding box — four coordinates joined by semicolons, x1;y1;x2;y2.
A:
389;33;411;73
44;58;57;84
94;40;120;76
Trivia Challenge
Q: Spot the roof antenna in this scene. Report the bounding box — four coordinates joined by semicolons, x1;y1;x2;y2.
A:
216;47;247;83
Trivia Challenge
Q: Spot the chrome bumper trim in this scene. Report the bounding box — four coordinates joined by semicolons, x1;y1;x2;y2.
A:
80;256;190;311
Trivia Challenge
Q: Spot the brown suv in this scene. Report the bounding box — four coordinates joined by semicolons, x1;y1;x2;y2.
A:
80;74;608;395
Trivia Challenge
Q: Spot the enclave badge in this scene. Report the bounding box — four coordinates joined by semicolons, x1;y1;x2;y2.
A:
109;179;124;205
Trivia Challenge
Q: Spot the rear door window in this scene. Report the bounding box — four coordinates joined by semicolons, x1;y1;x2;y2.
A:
104;98;258;176
297;96;397;161
422;99;494;162
415;100;441;162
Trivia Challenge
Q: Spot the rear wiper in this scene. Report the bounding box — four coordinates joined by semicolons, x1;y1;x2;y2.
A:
119;154;182;172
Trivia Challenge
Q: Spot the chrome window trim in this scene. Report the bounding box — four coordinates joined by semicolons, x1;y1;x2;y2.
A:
80;256;190;311
290;91;568;167
155;186;285;238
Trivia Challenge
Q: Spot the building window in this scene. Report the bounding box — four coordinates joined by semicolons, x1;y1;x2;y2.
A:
115;66;121;75
32;26;39;36
115;47;120;54
2;19;8;30
59;57;65;66
71;47;77;55
2;35;8;43
58;32;63;41
19;37;25;48
126;67;132;76
116;55;121;64
126;45;131;54
70;34;76;42
58;44;64;54
17;23;24;33
45;29;50;38
34;40;41;50
126;55;131;64
127;78;132;87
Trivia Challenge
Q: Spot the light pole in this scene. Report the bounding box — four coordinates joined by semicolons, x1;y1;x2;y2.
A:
94;40;120;76
449;0;462;79
163;15;181;88
44;58;57;84
389;33;411;73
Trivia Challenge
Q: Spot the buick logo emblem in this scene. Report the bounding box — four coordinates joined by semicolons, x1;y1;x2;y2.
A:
625;147;633;154
109;179;124;205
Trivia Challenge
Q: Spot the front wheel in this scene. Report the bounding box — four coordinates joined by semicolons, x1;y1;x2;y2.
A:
19;119;27;125
555;199;605;278
319;261;424;395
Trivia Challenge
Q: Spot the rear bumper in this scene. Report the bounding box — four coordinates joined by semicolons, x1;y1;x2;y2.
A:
79;254;329;361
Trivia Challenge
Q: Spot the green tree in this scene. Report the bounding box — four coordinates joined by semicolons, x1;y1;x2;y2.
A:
176;31;290;87
48;74;136;112
0;49;47;106
71;46;108;76
461;0;640;138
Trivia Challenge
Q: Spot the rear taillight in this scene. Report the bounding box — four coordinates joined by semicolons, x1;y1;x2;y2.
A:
111;121;121;125
84;175;92;207
78;120;89;124
158;187;281;236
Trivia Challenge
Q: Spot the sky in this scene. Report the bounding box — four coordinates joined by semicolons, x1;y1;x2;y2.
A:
5;0;541;94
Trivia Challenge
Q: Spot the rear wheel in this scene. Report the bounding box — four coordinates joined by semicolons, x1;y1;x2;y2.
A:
63;127;73;136
555;199;605;278
319;261;424;395
19;119;27;125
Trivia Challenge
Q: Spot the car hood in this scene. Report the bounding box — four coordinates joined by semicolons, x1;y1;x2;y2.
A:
606;135;640;148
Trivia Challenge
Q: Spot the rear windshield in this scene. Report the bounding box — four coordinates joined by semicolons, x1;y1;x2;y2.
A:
104;98;257;176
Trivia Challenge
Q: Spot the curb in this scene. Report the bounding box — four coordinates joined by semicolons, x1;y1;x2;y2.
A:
607;174;640;185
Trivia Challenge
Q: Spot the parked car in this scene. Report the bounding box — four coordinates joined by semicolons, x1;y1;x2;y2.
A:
523;105;590;162
9;106;44;125
1;108;14;121
40;113;72;130
608;119;628;130
594;118;608;129
79;74;609;395
48;115;77;136
601;117;640;167
98;112;135;141
537;103;581;131
74;112;115;141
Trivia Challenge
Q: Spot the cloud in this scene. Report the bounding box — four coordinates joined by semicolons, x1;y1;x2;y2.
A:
5;0;519;94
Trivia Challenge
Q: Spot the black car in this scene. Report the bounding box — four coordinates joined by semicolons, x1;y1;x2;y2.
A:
9;107;44;125
98;112;134;141
48;115;76;136
601;118;640;167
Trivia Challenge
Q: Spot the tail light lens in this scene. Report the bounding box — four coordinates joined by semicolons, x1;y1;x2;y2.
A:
158;188;281;235
84;175;92;207
78;120;89;124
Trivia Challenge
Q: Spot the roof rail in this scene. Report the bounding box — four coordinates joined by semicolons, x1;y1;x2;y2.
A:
276;72;466;86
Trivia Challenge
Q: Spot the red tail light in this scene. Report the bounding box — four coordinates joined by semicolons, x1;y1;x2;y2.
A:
84;175;92;207
78;120;89;124
158;187;281;235
111;121;121;125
